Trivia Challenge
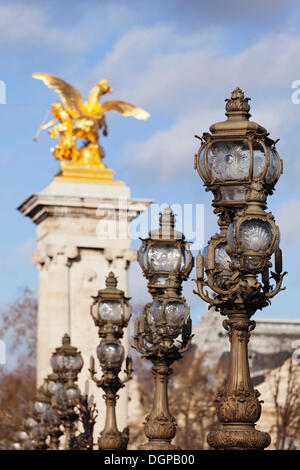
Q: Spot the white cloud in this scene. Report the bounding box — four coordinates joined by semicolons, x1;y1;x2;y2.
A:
89;25;300;181
0;2;130;53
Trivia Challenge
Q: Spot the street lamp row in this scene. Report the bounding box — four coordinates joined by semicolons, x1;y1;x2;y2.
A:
12;88;286;451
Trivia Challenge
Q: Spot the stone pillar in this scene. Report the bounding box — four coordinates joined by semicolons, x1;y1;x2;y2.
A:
18;178;151;440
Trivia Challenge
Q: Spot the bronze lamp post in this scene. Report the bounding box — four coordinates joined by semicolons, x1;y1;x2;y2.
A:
194;87;286;450
50;334;83;449
133;274;192;450
89;271;133;450
31;387;52;450
135;207;193;450
41;373;64;450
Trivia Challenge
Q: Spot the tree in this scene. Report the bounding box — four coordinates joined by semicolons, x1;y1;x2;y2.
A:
269;358;300;450
0;363;36;449
0;287;38;366
0;288;37;449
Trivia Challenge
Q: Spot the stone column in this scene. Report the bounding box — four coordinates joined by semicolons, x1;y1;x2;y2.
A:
18;178;151;440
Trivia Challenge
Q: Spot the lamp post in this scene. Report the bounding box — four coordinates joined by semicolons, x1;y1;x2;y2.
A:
133;274;192;450
31;387;52;450
89;271;133;450
135;207;193;450
41;373;64;450
50;334;83;449
194;87;286;450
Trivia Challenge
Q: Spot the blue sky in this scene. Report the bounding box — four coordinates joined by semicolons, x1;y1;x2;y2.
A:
1;0;300;324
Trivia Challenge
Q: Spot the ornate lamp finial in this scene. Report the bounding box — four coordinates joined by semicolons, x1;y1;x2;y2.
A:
105;272;118;288
225;86;251;117
159;207;176;229
62;333;71;346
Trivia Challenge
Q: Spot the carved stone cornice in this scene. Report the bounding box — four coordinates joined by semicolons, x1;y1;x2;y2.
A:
33;244;79;270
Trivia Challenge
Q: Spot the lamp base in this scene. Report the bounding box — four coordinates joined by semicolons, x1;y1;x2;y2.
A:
207;424;271;450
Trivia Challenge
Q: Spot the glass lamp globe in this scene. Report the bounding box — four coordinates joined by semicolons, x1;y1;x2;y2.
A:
34;400;48;416
43;377;64;398
98;300;130;322
16;431;29;442
23;439;35;450
96;342;124;371
227;218;276;272
12;442;23;450
45;406;59;426
147;298;188;339
65;385;80;406
24;417;38;431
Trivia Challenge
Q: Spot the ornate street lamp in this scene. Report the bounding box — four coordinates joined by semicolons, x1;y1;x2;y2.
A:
23;416;41;450
138;207;193;295
41;373;64;450
50;334;83;449
134;273;192;450
194;88;286;450
89;272;133;450
31;387;52;450
51;333;83;382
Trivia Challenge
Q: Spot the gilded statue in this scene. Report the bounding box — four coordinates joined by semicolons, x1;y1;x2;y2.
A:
33;73;150;167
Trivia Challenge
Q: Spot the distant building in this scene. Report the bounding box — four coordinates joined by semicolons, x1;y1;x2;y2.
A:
192;309;300;385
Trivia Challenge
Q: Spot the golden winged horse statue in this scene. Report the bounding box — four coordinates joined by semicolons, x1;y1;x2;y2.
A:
33;73;150;168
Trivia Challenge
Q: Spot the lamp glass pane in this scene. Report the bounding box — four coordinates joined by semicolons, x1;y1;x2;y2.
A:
99;300;123;321
215;242;231;270
219;185;247;201
51;354;58;373
165;301;187;326
34;401;48;415
199;146;209;180
253;142;266;178
239;219;273;253
148;243;181;272
123;303;131;321
148;300;163;328
227;221;237;252
138;245;147;269
207;141;250;180
24;417;38;430
48;380;64;397
65;386;80;404
66;354;83;371
12;443;23;450
266;148;280;185
17;431;29;442
97;343;124;370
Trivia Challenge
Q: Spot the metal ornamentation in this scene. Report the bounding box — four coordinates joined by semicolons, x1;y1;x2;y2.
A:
194;88;287;450
89;272;133;450
133;274;193;450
